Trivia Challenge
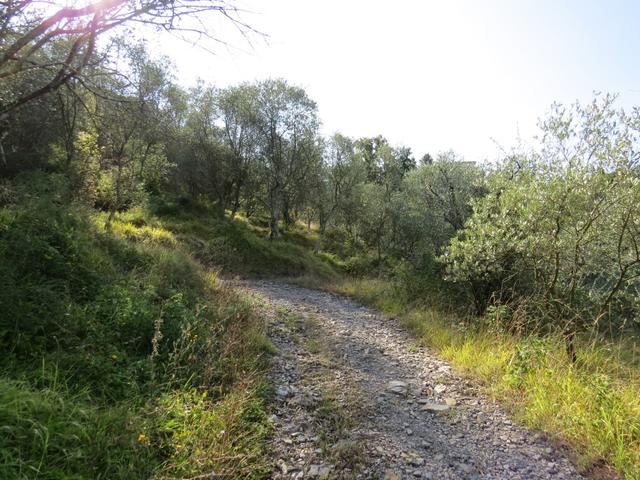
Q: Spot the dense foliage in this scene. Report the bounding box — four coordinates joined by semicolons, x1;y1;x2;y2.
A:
443;96;640;353
3;36;639;340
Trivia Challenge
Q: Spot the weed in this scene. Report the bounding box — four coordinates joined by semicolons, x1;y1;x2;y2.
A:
306;338;322;354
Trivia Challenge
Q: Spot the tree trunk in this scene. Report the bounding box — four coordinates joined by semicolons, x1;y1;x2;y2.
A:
470;280;490;316
230;196;240;219
270;207;281;239
318;210;327;235
269;185;282;239
564;327;577;363
283;198;293;229
106;207;116;230
105;160;122;230
230;180;242;219
377;240;383;277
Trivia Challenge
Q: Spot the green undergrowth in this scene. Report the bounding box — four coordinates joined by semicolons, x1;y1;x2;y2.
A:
0;173;274;479
149;199;340;280
316;276;640;479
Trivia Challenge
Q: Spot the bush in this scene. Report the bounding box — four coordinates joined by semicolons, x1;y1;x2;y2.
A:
343;254;379;277
319;227;363;259
443;96;640;334
0;199;105;359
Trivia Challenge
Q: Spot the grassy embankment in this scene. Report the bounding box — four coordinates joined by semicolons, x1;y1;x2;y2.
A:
0;172;338;479
108;206;640;479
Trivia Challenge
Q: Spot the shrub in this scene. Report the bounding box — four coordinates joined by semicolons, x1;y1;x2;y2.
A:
442;96;640;338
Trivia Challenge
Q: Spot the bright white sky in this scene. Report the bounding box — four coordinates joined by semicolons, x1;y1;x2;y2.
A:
151;0;640;162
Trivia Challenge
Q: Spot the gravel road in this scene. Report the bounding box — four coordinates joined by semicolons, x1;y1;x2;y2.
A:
238;280;583;480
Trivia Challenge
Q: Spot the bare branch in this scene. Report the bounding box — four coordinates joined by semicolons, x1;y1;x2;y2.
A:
1;0;260;116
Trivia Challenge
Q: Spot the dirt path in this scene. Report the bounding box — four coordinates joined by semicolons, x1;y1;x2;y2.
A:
238;280;583;480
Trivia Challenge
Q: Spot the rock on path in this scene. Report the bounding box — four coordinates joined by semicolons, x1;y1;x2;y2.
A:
238;280;583;480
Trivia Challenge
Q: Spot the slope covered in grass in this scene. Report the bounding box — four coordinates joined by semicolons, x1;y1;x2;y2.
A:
148;199;341;280
0;173;275;479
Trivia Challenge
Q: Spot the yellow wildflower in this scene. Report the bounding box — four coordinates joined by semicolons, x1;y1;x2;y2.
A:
137;434;146;442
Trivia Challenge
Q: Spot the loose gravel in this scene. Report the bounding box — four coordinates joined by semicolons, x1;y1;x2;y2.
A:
237;280;583;480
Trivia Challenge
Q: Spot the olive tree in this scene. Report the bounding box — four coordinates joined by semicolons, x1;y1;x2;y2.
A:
216;83;260;218
313;133;366;234
442;95;640;358
402;151;484;252
90;43;173;223
253;79;320;238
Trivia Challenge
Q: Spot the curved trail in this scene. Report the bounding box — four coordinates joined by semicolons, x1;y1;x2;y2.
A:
238;280;582;480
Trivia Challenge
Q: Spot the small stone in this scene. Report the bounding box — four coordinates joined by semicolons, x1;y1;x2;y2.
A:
277;460;288;474
420;403;450;412
387;380;408;395
307;464;331;478
434;384;447;394
276;386;291;398
384;469;401;480
444;397;457;406
458;463;474;474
